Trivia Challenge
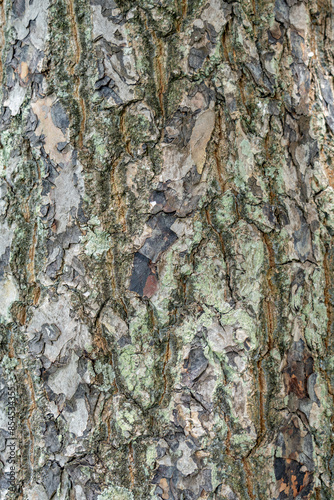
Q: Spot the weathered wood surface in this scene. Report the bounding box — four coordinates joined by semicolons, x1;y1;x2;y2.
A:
0;0;334;498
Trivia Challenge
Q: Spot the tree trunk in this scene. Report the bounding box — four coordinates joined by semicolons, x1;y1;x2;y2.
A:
0;0;333;498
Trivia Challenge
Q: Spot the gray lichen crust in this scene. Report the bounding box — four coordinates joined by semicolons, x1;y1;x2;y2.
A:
0;0;334;499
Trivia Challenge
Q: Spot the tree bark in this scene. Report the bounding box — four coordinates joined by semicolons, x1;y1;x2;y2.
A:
0;0;333;498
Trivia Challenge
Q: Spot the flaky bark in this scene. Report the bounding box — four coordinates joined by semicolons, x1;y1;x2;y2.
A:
0;0;334;498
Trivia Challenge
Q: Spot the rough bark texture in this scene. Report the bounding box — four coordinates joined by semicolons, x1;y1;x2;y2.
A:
0;0;334;498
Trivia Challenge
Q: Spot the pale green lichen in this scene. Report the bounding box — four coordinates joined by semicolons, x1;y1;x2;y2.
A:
94;360;115;392
1;355;18;373
210;190;237;229
146;444;157;469
83;227;112;256
230;430;256;450
97;484;134;500
221;308;258;350
118;345;159;408
232;225;265;313
175;304;219;345
114;404;140;438
150;247;179;327
190;241;230;315
128;308;151;341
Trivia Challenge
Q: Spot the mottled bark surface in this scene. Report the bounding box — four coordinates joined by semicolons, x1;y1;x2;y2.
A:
0;0;334;498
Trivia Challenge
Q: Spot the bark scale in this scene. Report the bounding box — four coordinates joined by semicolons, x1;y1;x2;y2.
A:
0;0;333;499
